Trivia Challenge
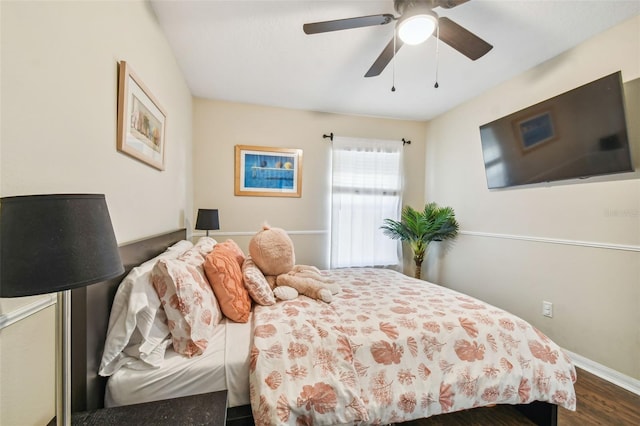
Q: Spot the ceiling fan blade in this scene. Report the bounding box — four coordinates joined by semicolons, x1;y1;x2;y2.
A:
303;14;394;34
438;17;492;60
365;37;404;78
436;0;471;9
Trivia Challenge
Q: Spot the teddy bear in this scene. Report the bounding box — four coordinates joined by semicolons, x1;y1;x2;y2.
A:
248;224;338;302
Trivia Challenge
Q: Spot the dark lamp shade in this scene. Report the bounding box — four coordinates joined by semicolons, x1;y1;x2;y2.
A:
195;209;220;231
0;194;124;298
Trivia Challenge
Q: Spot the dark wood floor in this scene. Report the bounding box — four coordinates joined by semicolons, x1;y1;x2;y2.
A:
558;368;640;426
404;367;640;425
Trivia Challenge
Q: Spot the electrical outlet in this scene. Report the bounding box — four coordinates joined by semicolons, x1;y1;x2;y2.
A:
542;301;553;318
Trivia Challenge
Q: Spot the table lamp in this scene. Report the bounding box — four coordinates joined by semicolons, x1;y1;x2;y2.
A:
0;194;124;426
195;208;219;236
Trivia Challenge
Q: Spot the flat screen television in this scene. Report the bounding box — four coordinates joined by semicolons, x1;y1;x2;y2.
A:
479;71;633;189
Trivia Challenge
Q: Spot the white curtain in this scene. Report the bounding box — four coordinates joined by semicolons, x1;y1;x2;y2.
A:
330;136;403;269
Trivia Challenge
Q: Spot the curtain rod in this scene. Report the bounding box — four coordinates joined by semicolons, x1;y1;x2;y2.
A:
322;133;411;145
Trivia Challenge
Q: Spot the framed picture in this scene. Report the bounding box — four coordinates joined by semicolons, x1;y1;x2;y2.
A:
234;145;303;197
513;109;557;153
117;61;167;170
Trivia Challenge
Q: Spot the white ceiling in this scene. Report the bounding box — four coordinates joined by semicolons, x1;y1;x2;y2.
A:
150;0;640;121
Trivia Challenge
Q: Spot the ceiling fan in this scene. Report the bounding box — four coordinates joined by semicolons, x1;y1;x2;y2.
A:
303;0;493;78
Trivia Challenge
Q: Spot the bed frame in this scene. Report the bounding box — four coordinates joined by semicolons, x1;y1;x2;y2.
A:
69;228;557;425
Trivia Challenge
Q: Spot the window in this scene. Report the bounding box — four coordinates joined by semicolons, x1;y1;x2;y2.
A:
330;136;403;268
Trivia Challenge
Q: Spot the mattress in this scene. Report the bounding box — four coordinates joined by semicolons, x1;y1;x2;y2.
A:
105;315;252;408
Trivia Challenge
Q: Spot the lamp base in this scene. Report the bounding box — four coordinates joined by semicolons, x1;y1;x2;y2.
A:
56;290;72;426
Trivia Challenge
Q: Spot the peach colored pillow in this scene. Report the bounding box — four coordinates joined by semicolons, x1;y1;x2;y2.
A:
204;241;251;323
151;246;222;357
219;239;245;265
242;257;276;306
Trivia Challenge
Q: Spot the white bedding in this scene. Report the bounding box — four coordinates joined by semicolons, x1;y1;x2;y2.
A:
105;315;253;408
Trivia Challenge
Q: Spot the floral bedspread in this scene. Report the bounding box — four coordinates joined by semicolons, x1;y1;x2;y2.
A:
249;268;576;425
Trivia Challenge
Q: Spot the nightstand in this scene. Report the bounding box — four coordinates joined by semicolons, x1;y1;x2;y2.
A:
50;390;228;425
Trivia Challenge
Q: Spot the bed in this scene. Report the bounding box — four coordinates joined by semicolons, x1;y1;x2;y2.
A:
70;229;575;425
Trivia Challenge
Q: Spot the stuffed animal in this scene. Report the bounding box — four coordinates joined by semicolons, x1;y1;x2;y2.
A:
248;224;338;302
277;265;339;302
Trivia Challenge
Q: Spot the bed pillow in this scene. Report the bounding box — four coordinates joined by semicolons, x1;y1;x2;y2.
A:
242;256;276;306
183;236;217;263
99;239;194;377
220;238;245;265
204;240;252;323
151;243;222;358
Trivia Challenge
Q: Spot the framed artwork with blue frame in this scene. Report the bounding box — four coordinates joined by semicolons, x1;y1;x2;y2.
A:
513;109;557;153
234;145;303;197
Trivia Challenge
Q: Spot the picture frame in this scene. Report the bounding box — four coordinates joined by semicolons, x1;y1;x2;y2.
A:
512;109;557;153
234;145;303;197
117;61;167;170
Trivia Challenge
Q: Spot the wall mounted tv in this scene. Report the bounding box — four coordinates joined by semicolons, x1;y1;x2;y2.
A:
479;71;633;189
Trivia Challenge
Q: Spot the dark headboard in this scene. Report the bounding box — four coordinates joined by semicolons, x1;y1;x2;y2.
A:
71;228;187;412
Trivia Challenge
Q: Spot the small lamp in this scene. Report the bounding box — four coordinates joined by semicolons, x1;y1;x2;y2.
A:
397;6;438;45
0;194;124;426
195;208;220;236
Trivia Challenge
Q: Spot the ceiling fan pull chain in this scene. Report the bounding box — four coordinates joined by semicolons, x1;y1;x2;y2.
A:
391;28;397;92
434;24;440;89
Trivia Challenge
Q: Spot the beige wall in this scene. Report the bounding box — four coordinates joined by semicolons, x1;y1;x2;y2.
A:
1;4;636;425
193;99;427;271
424;16;640;379
0;1;193;424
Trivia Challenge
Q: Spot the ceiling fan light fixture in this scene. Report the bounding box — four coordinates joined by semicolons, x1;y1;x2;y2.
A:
397;9;438;45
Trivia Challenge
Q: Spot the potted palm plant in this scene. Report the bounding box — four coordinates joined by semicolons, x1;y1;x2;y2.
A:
381;202;459;279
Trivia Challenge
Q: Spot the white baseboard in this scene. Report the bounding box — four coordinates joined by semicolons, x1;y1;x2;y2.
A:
566;350;640;396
